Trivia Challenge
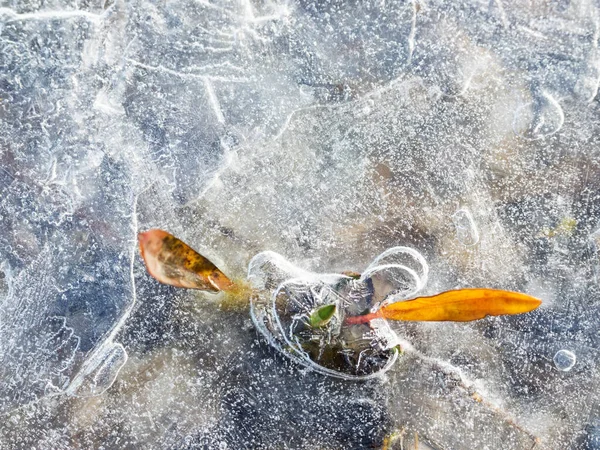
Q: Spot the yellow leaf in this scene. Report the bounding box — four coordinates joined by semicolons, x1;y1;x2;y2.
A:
138;229;233;292
346;288;541;324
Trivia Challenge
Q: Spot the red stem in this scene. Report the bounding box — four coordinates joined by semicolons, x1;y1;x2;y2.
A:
344;311;383;325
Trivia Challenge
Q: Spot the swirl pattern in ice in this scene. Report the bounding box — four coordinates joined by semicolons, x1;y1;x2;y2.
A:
248;247;428;379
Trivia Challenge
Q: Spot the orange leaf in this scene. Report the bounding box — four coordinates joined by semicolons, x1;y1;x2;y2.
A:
345;288;542;324
138;229;233;292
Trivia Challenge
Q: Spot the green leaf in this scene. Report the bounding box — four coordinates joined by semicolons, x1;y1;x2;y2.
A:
308;304;337;328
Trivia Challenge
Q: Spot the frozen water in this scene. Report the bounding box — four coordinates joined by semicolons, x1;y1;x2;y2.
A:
1;0;600;448
553;349;577;372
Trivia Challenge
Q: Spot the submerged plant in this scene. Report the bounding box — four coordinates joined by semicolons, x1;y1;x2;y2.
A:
137;229;542;377
309;304;337;328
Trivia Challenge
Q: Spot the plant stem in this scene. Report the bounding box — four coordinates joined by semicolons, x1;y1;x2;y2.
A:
344;312;383;325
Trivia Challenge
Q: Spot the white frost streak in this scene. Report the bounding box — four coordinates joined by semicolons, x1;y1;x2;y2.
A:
407;0;418;64
125;58;248;83
126;59;228;124
203;78;225;124
0;7;103;23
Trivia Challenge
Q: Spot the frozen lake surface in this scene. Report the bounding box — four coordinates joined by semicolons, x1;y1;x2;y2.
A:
1;0;600;448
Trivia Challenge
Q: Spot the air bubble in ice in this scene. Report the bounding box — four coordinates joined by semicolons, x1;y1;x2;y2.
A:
553;349;576;372
248;247;429;379
452;209;479;246
574;50;600;103
512;91;564;140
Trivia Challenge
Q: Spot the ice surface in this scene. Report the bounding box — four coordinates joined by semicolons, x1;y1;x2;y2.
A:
1;0;600;448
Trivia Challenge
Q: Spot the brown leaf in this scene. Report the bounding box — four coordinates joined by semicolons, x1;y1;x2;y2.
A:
345;288;542;324
138;229;233;292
